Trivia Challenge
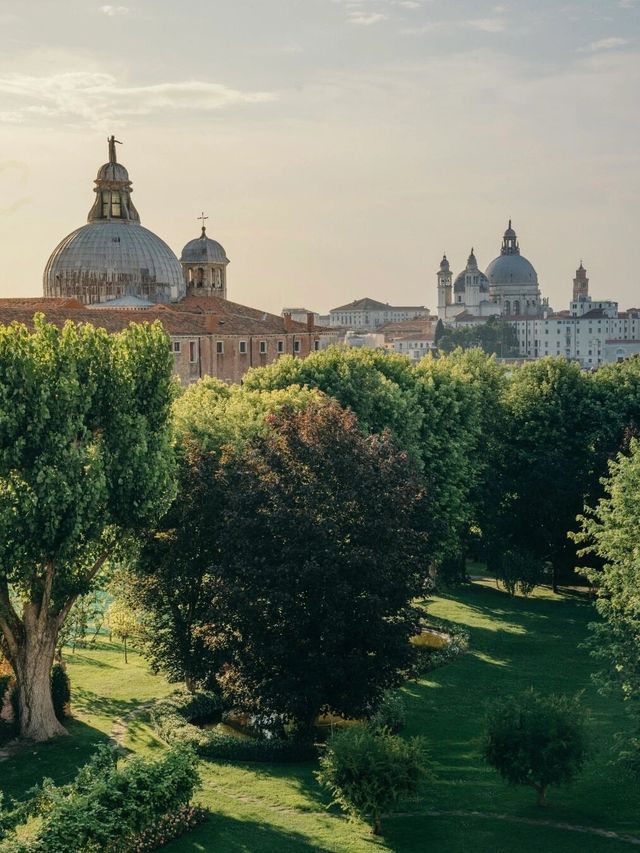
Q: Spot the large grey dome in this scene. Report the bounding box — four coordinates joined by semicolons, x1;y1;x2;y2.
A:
43;136;186;305
485;253;538;286
181;228;229;264
44;221;185;304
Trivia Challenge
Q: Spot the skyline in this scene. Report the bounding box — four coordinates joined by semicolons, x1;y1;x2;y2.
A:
0;0;639;315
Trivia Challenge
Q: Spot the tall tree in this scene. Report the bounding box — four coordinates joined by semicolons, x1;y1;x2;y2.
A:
212;401;430;730
0;317;175;740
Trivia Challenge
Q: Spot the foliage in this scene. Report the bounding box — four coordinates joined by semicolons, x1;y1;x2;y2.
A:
130;380;321;690
436;317;519;357
50;664;70;721
491;548;547;597
482;689;587;806
212;401;429;728
573;438;640;769
316;725;429;835
484;358;602;591
412;621;470;674
369;691;407;734
56;591;109;654
0;744;200;852
106;600;141;663
0;317;176;740
151;690;317;763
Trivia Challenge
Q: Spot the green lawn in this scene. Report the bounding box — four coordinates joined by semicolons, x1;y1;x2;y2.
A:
2;581;638;852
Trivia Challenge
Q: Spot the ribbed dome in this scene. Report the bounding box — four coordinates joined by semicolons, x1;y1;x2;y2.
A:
454;249;489;294
181;228;229;264
44;221;185;304
96;161;130;183
485;253;538;286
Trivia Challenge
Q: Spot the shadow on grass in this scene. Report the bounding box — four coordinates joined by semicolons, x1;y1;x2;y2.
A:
162;813;352;853
72;687;143;719
0;719;111;802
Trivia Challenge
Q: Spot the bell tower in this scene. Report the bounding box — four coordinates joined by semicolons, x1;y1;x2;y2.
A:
180;213;230;300
573;262;589;302
437;254;452;320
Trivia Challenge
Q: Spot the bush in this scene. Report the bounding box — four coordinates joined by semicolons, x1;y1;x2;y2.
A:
482;688;587;806
316;725;429;836
0;744;200;852
151;691;316;763
51;664;70;722
413;622;469;674
369;691;406;734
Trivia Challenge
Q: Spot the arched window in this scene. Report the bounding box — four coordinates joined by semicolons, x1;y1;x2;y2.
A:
197;267;204;286
513;300;520;315
505;300;511;315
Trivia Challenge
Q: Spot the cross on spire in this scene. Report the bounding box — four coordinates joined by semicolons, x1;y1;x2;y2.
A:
198;211;208;234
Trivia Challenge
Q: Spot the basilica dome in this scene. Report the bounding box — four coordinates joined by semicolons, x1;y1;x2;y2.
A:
485;221;538;287
454;248;489;293
43;136;185;305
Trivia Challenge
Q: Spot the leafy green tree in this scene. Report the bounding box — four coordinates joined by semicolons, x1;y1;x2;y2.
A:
574;439;640;772
0;317;175;740
482;689;587;806
212;401;429;729
316;725;429;835
130;380;321;691
486;358;601;591
242;347;425;467
437;318;519;357
107;600;141;664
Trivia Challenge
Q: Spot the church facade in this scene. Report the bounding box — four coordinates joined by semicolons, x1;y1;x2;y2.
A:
437;222;549;323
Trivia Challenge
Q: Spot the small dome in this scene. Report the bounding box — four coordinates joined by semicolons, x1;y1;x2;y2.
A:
96;161;130;183
439;254;450;272
180;227;229;265
485;253;538;286
454;249;489;294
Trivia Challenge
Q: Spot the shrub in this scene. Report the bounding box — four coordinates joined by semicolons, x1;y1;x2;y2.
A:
151;691;316;763
316;725;429;836
369;691;406;734
0;744;200;852
413;621;469;674
50;664;70;722
482;688;587;806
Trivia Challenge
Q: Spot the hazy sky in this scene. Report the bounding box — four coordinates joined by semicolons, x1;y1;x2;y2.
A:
0;0;639;314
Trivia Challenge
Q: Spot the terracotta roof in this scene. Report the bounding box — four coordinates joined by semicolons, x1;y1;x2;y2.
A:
331;297;428;313
0;297;84;309
0;295;323;338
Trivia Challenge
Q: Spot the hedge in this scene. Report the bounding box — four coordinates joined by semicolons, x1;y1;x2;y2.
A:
151;690;317;763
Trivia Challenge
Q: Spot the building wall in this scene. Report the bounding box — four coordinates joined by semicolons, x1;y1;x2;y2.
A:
330;307;430;330
170;332;321;385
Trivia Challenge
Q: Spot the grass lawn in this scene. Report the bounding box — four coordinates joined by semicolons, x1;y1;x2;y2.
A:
1;581;638;852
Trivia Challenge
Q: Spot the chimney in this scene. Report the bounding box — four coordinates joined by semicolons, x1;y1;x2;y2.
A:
283;312;293;332
306;312;315;331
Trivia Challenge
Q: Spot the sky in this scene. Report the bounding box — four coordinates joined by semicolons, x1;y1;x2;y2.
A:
0;0;638;315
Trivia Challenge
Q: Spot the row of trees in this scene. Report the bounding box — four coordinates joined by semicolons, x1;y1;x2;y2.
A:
2;318;640;742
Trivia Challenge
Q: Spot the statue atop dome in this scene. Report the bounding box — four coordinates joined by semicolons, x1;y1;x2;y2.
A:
108;135;122;164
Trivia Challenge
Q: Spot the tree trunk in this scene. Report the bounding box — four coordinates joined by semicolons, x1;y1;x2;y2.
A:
373;813;383;836
124;636;128;664
12;612;67;741
537;785;548;807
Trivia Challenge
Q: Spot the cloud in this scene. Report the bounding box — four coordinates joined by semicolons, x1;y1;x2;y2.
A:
99;5;130;15
466;17;506;33
583;37;629;52
0;72;277;127
348;11;387;24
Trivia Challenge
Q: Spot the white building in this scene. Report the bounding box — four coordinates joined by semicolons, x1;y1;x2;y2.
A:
389;333;436;361
511;264;640;368
330;297;430;330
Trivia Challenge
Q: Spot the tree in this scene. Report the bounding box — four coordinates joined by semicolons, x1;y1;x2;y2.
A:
316;725;428;835
486;358;601;592
434;318;445;346
130;380;321;691
482;689;587;806
573;439;640;772
107;600;141;664
212;401;430;730
0;317;175;740
436;318;519;357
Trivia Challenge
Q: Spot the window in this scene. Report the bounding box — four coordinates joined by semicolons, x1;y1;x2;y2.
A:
277;340;284;354
294;340;301;353
314;340;320;351
239;340;247;354
172;341;181;354
189;341;197;363
216;341;224;355
111;192;121;217
260;340;267;354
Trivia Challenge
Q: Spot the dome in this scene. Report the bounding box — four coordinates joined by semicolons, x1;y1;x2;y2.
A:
181;227;229;265
453;248;489;293
486;253;538;286
44;221;185;304
439;254;450;273
43;137;185;305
